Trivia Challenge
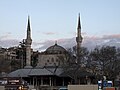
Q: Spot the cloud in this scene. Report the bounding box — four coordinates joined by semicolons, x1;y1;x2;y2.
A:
0;32;20;48
102;34;120;39
43;32;56;35
0;32;15;41
0;39;19;48
83;34;120;43
36;34;120;51
36;37;76;51
70;31;87;36
1;33;120;51
35;40;56;51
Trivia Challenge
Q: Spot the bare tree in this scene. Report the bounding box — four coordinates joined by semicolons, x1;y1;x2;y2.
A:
89;46;120;81
60;46;90;84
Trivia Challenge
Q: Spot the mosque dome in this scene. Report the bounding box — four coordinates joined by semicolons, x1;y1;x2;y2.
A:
46;43;66;54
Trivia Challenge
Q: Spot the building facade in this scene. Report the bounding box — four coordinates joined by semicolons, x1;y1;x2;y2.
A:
4;14;96;90
37;43;68;67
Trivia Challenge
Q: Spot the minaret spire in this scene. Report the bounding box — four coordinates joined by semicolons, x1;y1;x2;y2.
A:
76;13;83;64
78;13;81;29
27;15;31;40
55;41;57;45
25;16;32;68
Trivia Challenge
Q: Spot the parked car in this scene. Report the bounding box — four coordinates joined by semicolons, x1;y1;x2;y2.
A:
59;87;68;90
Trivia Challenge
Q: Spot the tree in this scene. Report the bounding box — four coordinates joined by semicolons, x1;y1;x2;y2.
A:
0;48;11;73
61;46;90;84
31;51;39;67
89;46;120;80
18;39;26;68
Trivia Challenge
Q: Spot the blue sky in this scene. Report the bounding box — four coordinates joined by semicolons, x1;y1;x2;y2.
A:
0;0;120;49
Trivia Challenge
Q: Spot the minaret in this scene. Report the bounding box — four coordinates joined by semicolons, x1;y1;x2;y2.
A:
24;16;32;68
76;13;83;64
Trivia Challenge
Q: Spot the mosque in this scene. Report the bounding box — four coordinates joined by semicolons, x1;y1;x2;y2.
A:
6;14;93;89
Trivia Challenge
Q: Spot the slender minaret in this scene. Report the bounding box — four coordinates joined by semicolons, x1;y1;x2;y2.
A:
24;16;32;68
76;13;83;64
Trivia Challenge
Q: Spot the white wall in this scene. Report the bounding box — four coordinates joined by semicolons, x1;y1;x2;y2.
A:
68;85;98;90
0;86;5;90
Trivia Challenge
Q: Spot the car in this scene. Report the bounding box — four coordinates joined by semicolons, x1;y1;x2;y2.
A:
59;87;68;90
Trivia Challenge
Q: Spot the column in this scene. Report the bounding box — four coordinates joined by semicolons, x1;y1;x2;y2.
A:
41;77;43;85
33;77;35;87
62;78;64;86
50;77;51;86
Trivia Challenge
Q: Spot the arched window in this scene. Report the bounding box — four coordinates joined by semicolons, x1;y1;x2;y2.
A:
51;58;54;62
47;59;49;62
56;59;58;62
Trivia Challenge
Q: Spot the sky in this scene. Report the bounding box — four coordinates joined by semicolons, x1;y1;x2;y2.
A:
0;0;120;50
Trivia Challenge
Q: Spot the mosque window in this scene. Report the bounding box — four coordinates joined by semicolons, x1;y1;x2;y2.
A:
54;63;56;65
47;60;49;62
51;58;54;62
56;59;58;62
45;63;47;66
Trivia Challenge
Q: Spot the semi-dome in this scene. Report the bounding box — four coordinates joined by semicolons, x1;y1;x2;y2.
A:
46;43;66;54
